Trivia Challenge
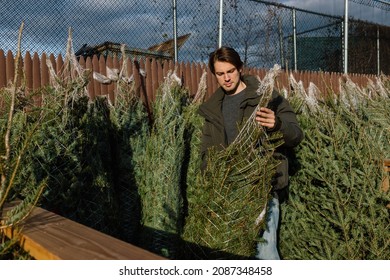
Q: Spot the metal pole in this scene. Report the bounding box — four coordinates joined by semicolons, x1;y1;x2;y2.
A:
377;26;380;75
172;0;178;62
343;0;348;74
292;8;297;71
218;0;223;47
278;16;284;68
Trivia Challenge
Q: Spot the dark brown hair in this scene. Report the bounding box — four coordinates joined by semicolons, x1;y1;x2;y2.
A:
208;46;244;74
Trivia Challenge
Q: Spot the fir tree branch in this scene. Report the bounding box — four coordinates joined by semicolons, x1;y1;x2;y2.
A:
1;22;24;192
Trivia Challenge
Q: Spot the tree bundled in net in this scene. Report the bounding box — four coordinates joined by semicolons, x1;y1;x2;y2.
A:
183;65;284;259
279;74;390;260
133;71;191;258
0;24;49;256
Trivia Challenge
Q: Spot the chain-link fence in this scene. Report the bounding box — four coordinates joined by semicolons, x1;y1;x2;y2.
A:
1;0;390;74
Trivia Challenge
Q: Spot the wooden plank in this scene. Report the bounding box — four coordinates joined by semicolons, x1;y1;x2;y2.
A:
6;50;15;85
0;49;6;88
2;204;165;260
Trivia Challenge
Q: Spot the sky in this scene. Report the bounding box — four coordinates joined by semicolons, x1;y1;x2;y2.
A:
0;0;389;62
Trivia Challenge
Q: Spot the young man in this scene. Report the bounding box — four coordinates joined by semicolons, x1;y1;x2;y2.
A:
198;46;304;259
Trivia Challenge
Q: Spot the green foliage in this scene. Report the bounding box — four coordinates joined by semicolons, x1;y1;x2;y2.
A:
183;134;282;259
0;23;53;257
2;44;389;261
23;84;144;243
0;86;50;228
279;77;390;260
109;82;149;244
133;72;190;258
0;236;33;260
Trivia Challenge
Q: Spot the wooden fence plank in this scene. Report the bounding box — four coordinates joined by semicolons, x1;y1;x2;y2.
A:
56;54;64;78
194;62;202;97
85;56;95;100
32;52;42;106
148;58;157;102
41;53;49;87
139;59;149;104
112;55;120;103
163;59;170;80
157;59;163;96
184;61;192;94
99;55;108;96
2;203;165;260
32;52;40;91
126;57;133;84
106;55;114;103
24;52;33;94
191;62;198;96
92;55;100;96
177;61;182;85
133;59;149;116
49;53;56;83
6;50;14;85
0;50;6;88
206;65;214;98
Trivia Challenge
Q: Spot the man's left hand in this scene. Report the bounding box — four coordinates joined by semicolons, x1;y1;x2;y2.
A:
256;107;276;129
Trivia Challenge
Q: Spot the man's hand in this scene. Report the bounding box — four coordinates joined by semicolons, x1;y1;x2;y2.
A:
256;107;276;129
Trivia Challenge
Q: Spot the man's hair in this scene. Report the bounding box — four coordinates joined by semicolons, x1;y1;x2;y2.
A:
208;46;244;75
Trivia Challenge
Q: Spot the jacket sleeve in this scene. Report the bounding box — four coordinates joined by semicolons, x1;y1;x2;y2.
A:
267;93;304;148
266;92;303;193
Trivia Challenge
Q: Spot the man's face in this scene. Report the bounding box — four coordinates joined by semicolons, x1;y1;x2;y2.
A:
214;61;241;95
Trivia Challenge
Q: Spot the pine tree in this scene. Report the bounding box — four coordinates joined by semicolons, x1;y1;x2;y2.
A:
279;75;390;260
109;71;149;244
0;23;49;258
133;71;190;258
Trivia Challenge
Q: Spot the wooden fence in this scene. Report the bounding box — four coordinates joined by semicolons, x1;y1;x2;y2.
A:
0;49;380;104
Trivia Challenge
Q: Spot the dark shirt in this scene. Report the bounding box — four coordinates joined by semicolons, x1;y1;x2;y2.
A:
222;89;247;145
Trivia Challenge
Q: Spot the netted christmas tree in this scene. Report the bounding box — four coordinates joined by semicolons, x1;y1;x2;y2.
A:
10;30;143;242
182;65;284;259
7;31;117;238
132;70;192;258
0;23;50;258
105;57;149;244
0;23;46;224
279;74;390;260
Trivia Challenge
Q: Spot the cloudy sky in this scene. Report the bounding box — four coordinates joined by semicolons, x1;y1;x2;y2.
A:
0;0;389;62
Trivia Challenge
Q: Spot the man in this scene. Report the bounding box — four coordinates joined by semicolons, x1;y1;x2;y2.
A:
198;46;303;259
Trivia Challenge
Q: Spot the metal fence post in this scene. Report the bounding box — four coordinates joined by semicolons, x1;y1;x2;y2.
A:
172;0;178;62
278;16;284;69
292;8;297;71
343;0;349;74
377;26;380;75
219;0;224;47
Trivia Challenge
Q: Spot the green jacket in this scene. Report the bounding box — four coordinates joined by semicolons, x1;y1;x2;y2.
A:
198;75;304;193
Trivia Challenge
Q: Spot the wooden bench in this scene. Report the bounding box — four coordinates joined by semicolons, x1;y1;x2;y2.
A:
1;204;165;260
